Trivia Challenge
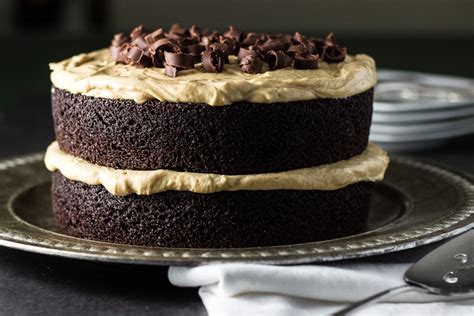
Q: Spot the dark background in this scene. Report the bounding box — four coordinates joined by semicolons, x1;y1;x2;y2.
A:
0;0;473;157
0;0;473;314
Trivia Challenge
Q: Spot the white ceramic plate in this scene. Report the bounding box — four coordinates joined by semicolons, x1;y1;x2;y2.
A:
371;116;474;135
373;105;474;123
370;122;474;142
375;70;474;112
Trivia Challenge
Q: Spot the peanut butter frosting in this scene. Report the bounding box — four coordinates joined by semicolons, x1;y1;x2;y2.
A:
45;142;389;196
49;49;377;106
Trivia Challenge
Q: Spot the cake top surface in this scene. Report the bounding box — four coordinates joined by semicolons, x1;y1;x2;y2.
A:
50;25;377;106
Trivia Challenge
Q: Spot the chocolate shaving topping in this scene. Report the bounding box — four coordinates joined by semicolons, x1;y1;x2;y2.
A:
164;51;195;69
266;50;293;70
239;55;264;74
219;36;239;55
149;38;180;54
144;28;164;45
165;64;178;77
210;42;230;64
293;32;316;54
111;33;128;47
293;53;319;69
201;50;224;73
325;32;336;46
287;44;309;56
109;25;348;76
127;46;143;63
127;46;152;68
148;38;180;67
242;32;261;46
237;46;262;61
189;25;201;38
110;33;128;59
200;34;219;49
224;26;242;42
261;39;285;53
131;36;148;50
187;44;205;64
130;25;146;41
310;37;326;56
322;45;347;63
167;24;189;40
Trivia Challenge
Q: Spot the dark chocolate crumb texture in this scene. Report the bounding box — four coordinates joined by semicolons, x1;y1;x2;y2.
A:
52;88;373;174
52;172;372;248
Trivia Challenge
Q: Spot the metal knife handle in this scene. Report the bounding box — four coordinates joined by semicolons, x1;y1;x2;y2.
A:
332;284;414;315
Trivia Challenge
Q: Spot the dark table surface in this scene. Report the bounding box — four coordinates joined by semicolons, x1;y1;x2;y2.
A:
0;35;473;315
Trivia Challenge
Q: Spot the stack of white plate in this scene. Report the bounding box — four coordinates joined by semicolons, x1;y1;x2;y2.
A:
370;70;474;152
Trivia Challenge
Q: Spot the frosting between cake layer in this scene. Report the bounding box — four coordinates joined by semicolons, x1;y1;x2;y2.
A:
49;49;377;106
44;141;389;196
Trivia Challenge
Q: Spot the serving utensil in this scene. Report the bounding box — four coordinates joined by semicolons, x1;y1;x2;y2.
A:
335;229;474;315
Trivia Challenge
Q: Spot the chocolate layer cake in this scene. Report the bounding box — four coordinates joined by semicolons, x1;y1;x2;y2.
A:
45;24;389;248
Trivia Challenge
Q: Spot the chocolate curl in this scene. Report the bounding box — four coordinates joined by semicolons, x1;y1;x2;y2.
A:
239;55;264;74
149;38;180;67
325;32;336;46
131;36;148;50
220;35;240;55
201;50;224;73
127;46;143;63
202;29;219;37
276;34;293;46
115;46;130;64
167;24;189;40
179;36;199;49
144;28;164;45
293;53;319;69
111;33;128;47
287;44;309;56
187;44;206;63
163;51;195;77
293;32;305;44
310;37;326;56
266;50;293;70
189;25;201;38
261;39;285;54
293;32;316;54
110;33;129;60
237;46;262;61
200;34;219;49
242;32;260;46
149;38;180;53
209;42;230;64
165;64;178;77
164;51;195;69
224;26;242;42
322;45;347;63
130;25;146;40
126;46;152;68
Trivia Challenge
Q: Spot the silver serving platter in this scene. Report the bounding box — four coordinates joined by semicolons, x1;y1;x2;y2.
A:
0;154;473;265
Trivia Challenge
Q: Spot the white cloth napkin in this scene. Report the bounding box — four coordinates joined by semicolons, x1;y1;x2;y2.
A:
169;261;474;315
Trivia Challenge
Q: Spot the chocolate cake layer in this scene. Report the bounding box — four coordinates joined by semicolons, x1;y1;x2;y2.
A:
52;171;373;248
52;88;373;174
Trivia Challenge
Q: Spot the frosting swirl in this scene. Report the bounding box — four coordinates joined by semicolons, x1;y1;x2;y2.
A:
49;49;377;106
44;142;389;196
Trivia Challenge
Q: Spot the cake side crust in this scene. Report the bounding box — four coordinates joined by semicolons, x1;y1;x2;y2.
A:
52;171;373;248
52;88;373;174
